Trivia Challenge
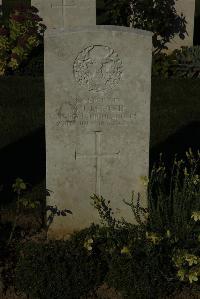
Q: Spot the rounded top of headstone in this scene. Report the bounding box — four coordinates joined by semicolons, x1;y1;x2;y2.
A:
45;25;153;37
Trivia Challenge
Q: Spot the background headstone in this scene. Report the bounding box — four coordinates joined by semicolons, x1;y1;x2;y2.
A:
45;26;152;239
31;0;96;29
166;0;196;52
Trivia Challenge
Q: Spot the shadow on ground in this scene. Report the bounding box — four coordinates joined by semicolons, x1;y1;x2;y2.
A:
150;121;200;171
0;122;200;204
0;127;45;204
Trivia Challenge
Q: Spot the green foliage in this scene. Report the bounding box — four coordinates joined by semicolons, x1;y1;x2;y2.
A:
106;238;178;299
3;150;200;298
173;250;200;284
0;3;46;75
89;150;200;296
152;46;200;78
0;240;20;295
152;52;178;78
6;178;72;245
173;46;200;78
0;179;72;297
91;192;148;230
12;177;26;195
13;43;44;76
69;225;180;298
15;236;106;299
148;149;200;240
2;0;31;21
101;0;131;27
175;46;200;65
102;0;187;53
91;194;127;228
7;178;28;245
90;196;178;298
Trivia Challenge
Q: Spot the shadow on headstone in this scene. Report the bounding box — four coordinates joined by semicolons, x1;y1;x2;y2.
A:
0;127;45;204
150;121;200;171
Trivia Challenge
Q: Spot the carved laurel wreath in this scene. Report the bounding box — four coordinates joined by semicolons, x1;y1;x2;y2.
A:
73;45;123;92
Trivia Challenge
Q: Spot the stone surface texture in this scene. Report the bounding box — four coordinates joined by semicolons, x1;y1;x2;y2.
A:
31;0;96;29
45;26;152;239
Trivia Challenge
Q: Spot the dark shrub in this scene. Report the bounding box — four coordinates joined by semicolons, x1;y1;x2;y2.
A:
106;238;179;299
15;233;107;299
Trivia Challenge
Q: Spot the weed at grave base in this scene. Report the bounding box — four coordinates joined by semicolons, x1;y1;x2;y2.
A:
2;149;200;299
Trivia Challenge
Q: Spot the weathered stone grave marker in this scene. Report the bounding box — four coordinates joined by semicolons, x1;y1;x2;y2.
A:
75;131;120;197
31;0;96;28
45;26;152;239
51;0;76;28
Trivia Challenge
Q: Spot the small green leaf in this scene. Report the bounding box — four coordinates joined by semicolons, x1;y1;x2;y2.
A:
20;182;26;190
177;269;185;281
188;271;198;284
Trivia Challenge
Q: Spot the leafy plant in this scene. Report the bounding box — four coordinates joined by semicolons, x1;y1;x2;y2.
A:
173;250;200;284
152;46;200;79
13;42;44;76
6;179;72;245
173;46;200;78
148;149;200;240
7;178;29;245
3;150;200;298
91;194;126;228
46;204;72;233
152;51;178;78
0;240;20;296
0;178;72;297
89;149;200;297
0;3;46;75
175;46;200;65
102;0;187;53
15;235;107;299
75;215;179;298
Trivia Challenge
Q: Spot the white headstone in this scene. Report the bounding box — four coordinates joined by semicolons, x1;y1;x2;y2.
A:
31;0;96;29
45;26;152;239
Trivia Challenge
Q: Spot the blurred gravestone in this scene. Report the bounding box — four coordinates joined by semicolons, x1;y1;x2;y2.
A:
31;0;96;29
166;0;196;51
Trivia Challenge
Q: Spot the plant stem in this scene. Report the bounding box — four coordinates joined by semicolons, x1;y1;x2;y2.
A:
7;193;20;245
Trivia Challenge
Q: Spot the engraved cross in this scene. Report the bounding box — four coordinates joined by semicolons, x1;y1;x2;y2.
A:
75;131;120;196
51;0;77;27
